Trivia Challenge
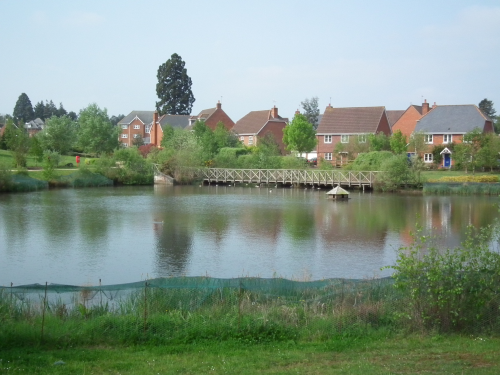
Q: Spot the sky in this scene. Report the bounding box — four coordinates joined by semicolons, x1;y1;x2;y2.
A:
0;0;499;121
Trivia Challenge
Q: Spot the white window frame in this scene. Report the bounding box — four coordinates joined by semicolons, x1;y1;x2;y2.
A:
341;135;349;143
325;153;332;161
358;134;367;143
121;125;127;129
443;134;452;144
248;136;253;145
133;134;140;138
424;153;433;163
133;124;140;130
239;136;244;141
145;124;152;134
424;134;433;144
324;135;332;143
121;134;128;139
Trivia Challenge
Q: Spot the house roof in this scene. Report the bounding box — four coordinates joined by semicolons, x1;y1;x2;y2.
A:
25;118;44;129
118;111;154;125
386;110;405;128
414;105;490;134
233;109;287;135
316;106;386;134
195;107;217;120
159;114;190;129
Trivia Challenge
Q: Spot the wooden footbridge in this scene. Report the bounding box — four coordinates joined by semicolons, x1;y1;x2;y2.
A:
192;168;380;189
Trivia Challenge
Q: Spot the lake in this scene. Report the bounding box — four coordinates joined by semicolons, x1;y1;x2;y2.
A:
0;185;499;286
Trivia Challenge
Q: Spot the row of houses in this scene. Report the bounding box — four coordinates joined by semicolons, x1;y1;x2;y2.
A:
119;99;495;168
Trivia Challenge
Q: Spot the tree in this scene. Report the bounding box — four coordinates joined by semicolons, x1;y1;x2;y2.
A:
43;100;58;120
132;134;145;147
110;114;125;126
300;97;320;130
67;111;78;121
4;118;30;167
282;113;317;155
76;104;120;156
390;130;408;154
368;132;390;151
13;93;34;124
477;132;500;171
57;102;67;117
408;131;426;155
33;101;45;119
38;115;76;154
478;98;496;119
156;53;195;115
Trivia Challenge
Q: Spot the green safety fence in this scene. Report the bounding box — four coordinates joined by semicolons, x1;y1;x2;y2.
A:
1;277;499;348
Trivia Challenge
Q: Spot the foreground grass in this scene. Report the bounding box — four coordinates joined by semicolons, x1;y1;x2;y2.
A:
1;334;499;374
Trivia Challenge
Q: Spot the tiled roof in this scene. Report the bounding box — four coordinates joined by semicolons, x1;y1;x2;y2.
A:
25;118;44;129
316;106;386;134
118;111;154;125
233;109;287;135
414;105;490;133
196;107;216;120
159;114;190;129
411;105;423;115
386;110;405;128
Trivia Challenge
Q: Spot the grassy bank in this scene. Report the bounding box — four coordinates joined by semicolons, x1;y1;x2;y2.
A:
1;334;499;374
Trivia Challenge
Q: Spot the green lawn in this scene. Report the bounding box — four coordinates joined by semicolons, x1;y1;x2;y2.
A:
1;334;499;374
421;169;499;180
0;149;95;172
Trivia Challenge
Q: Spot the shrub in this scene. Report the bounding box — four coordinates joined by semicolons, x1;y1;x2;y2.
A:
386;223;500;332
345;151;394;171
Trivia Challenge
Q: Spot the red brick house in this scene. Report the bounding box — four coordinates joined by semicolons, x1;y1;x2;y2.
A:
118;111;154;147
232;106;288;154
188;101;234;131
413;104;494;168
392;100;436;139
316;105;391;164
149;112;190;146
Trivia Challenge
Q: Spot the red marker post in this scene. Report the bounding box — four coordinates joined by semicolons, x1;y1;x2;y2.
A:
76;155;80;166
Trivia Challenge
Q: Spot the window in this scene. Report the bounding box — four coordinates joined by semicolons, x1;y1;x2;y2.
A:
324;135;332;143
358;134;367;143
133;125;140;130
121;125;127;129
121;134;128;138
248;136;253;145
133;134;140;138
145;124;152;134
341;135;349;143
443;134;452;144
325;153;332;160
240;136;244;141
424;134;433;144
424;153;433;163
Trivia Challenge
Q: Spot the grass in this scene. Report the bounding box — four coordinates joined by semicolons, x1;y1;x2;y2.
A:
1;334;499;374
0;149;94;170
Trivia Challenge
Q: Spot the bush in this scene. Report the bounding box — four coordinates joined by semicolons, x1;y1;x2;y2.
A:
96;148;153;185
0;164;13;192
386;223;500;332
345;151;394;171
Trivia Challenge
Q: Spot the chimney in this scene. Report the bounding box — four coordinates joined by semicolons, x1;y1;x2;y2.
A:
153;110;159;145
422;99;429;115
216;100;221;110
295;109;300;115
432;102;437;109
271;105;278;118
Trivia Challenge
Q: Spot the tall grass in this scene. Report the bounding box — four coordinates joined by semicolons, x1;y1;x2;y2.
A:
424;182;500;195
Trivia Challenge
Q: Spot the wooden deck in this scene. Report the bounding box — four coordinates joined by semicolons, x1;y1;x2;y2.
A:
192;168;379;188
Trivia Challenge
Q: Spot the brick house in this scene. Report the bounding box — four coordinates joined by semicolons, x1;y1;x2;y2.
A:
232;106;288;154
316;105;391;165
386;110;405;130
413;104;494;168
118;111;154;147
187;101;234;131
392;99;436;139
24;118;44;136
149;112;190;146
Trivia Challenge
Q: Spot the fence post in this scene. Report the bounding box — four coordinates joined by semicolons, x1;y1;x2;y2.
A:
143;281;148;334
41;282;48;344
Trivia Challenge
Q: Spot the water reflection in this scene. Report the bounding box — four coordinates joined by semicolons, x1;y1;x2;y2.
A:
0;186;499;285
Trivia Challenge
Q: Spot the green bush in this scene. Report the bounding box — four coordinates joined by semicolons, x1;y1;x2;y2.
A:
386;223;500;332
345;151;393;171
96;148;153;185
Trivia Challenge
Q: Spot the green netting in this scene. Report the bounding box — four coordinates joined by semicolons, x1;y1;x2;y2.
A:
11;174;48;192
1;277;499;348
59;170;113;187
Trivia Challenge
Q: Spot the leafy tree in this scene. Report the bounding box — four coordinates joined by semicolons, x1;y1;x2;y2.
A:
389;130;408;154
213;121;239;150
477;132;500;171
67;111;78;121
377;154;411;191
156;53;195;115
33;101;45;119
41;150;61;180
368;132;390;151
110;114;125;126
462;128;483;173
38;115;76;154
76;104;120;156
57;102;67;117
478;98;496;119
43;100;58;120
408;131;426;155
300;97;320;130
4;119;30;167
29;135;44;165
282;113;317;155
132;134;145;147
13;93;34;124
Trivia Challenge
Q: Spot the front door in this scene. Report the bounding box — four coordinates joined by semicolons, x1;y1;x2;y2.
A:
443;154;451;168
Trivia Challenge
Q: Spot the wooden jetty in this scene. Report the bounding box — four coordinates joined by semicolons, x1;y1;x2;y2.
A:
191;168;379;189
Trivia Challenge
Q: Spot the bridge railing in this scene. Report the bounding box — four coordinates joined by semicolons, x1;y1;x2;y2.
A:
189;168;380;187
